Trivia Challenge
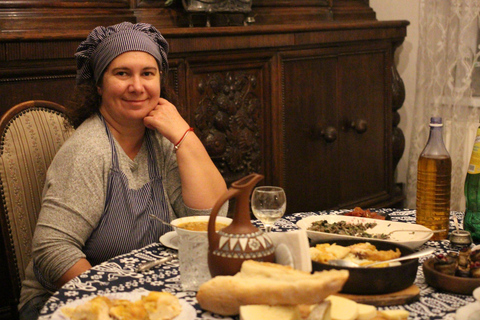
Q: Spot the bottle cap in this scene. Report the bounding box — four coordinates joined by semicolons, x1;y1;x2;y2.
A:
430;116;443;127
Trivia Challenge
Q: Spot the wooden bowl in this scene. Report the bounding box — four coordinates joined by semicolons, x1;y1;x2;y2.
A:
311;239;418;295
423;258;480;295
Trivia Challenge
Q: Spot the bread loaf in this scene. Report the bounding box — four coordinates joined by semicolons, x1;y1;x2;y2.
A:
196;260;349;316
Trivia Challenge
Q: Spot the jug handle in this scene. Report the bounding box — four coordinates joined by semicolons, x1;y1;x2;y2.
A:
207;187;240;247
207;173;264;246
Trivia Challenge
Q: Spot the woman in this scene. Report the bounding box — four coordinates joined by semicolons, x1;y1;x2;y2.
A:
18;22;227;319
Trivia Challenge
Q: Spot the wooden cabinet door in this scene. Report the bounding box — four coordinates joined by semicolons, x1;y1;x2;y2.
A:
281;45;393;213
282;53;340;213
337;51;392;208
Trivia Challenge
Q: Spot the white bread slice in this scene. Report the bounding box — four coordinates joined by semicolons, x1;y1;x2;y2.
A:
196;260;349;316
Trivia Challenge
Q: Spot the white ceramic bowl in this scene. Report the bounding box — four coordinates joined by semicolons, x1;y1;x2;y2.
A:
170;215;232;236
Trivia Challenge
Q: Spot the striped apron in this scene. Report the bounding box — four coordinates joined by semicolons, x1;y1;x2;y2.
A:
83;118;172;266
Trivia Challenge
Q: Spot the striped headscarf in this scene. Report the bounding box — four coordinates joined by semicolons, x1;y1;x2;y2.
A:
75;22;169;85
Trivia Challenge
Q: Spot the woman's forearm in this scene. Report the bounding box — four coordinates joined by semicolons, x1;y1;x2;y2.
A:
55;258;92;288
175;132;227;209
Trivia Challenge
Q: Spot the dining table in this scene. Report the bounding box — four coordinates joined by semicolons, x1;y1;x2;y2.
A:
38;208;477;320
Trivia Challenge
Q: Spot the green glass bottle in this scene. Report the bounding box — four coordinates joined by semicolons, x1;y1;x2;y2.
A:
464;127;480;241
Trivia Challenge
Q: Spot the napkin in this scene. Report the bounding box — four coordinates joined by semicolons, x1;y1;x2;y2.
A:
268;229;312;273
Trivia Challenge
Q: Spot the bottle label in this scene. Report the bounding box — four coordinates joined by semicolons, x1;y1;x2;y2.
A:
468;128;480;174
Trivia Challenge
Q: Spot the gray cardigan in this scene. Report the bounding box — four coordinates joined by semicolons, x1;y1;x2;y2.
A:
19;115;215;309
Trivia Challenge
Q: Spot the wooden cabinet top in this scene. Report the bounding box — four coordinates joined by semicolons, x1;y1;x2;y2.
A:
0;0;409;43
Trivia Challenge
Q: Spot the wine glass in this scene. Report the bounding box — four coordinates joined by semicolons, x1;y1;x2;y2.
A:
251;186;286;232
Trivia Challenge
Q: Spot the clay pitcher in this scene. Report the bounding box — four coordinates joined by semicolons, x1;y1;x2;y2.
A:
207;173;275;277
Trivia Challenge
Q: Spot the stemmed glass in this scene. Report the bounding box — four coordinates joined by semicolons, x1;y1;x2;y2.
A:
251;186;286;232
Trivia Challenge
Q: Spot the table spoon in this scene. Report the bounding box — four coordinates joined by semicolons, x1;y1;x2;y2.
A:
149;213;174;228
328;247;435;268
453;213;460;231
135;254;178;273
387;229;445;236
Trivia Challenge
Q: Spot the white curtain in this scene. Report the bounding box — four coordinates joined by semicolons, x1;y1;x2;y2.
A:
405;0;480;211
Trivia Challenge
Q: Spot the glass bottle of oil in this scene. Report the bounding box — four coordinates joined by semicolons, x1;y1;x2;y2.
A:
416;117;451;240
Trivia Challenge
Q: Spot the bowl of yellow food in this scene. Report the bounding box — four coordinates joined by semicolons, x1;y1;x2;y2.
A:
310;238;419;295
171;215;232;236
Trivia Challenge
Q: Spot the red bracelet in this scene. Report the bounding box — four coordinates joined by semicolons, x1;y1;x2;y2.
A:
174;127;194;151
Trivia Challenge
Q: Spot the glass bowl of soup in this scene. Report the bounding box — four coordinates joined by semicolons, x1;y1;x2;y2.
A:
171;215;232;236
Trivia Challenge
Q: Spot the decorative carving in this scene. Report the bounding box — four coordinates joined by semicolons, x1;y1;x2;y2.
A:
184;0;252;12
0;74;75;84
391;40;406;172
194;72;261;185
182;0;253;27
391;40;406;203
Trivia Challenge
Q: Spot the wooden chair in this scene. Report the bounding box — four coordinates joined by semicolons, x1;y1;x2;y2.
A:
0;101;74;309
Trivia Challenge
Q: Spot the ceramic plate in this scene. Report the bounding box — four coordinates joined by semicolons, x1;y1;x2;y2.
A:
456;287;480;319
160;231;179;250
297;214;433;249
50;290;195;320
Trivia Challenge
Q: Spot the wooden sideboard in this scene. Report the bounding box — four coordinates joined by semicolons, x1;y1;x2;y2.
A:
0;1;408;318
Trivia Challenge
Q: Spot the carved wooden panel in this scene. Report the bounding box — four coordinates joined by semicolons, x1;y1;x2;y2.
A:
136;0;166;7
0;77;76;116
185;54;272;186
1;40;78;64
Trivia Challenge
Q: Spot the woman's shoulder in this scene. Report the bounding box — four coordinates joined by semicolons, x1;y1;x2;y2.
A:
56;116;110;160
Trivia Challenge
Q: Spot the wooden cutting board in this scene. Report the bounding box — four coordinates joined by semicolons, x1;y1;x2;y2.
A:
334;284;420;307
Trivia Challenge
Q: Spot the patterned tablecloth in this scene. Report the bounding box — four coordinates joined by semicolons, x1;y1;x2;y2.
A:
39;209;476;320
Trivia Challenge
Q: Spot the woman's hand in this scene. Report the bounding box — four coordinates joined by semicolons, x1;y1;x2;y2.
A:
144;98;190;144
145;98;227;209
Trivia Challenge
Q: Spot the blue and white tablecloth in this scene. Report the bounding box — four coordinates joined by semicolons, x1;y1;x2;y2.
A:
39;209;475;320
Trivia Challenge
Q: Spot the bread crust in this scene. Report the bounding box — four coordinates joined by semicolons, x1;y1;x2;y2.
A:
196;260;349;316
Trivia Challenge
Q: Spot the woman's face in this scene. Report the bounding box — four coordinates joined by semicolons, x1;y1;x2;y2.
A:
98;51;161;126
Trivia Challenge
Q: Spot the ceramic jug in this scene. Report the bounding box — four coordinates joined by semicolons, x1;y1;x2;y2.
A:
207;173;275;277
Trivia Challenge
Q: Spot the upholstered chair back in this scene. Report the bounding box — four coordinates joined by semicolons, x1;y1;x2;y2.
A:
0;100;74;302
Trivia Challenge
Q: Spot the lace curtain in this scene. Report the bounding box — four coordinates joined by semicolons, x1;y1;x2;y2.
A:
405;0;480;211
